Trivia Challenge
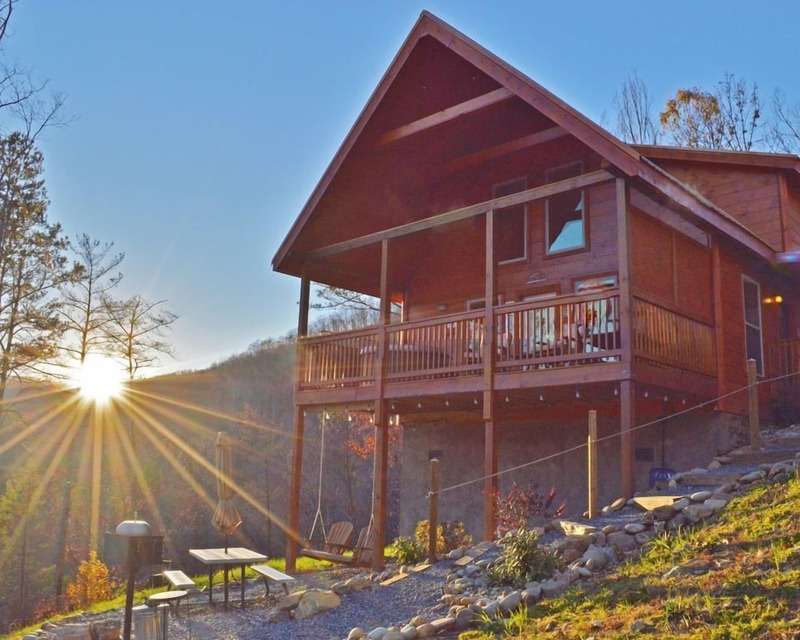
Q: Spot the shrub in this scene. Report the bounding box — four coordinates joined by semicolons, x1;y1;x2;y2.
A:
494;482;565;536
389;535;424;565
488;528;559;589
414;520;472;557
66;551;115;609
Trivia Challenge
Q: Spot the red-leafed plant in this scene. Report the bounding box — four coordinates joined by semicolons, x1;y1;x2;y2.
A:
494;482;565;536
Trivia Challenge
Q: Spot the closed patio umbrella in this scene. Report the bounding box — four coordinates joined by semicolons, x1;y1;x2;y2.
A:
212;431;242;551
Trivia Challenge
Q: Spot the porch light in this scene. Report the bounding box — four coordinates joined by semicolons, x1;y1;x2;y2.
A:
763;295;783;304
613;387;619;396
575;388;580;399
417;402;423;409
505;395;510;403
644;390;649;398
445;399;450;407
539;393;544;402
473;397;479;406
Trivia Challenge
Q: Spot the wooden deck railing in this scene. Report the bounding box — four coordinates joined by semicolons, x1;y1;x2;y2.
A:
299;293;623;390
495;293;621;372
770;338;800;386
632;297;716;376
298;293;720;391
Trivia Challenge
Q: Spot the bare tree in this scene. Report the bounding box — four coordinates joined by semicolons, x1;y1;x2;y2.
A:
103;295;178;380
770;90;800;154
59;234;124;365
612;72;660;144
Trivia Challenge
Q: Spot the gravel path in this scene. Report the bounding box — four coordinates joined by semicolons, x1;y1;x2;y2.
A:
156;563;452;640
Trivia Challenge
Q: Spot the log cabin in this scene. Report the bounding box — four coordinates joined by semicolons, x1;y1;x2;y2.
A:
272;11;800;571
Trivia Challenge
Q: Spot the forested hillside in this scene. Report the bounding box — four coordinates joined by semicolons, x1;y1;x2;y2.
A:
0;338;397;632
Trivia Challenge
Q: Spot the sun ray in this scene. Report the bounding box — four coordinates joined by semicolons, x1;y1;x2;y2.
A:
126;386;288;437
121;393;299;542
0;392;84;458
0;409;89;569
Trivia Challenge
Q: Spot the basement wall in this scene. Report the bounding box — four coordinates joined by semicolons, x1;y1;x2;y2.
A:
399;411;748;539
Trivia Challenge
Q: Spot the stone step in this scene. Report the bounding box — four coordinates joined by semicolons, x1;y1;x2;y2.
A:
678;472;742;486
775;436;800;448
728;448;800;466
632;496;682;511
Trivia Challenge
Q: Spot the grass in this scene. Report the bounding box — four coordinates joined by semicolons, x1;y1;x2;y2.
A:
467;474;800;639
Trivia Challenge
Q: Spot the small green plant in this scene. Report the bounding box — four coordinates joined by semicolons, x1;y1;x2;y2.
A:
413;519;472;556
488;528;559;589
66;551;116;609
389;535;424;565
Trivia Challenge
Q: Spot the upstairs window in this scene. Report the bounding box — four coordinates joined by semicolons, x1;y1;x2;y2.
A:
742;276;764;375
493;178;527;264
546;163;586;255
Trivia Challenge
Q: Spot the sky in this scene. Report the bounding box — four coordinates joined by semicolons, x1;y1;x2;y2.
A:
6;1;799;375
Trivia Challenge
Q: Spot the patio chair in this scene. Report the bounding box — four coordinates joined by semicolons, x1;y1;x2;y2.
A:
299;521;353;559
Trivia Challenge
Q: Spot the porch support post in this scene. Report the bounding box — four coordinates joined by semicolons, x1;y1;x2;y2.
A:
711;241;726;404
619;380;635;498
371;239;391;570
616;178;635;497
285;406;305;573
483;210;497;540
286;276;311;573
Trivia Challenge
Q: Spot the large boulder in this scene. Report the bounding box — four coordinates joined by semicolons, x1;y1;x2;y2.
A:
294;589;342;620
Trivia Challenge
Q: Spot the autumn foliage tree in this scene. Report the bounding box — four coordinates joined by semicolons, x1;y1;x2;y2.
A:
660;74;761;151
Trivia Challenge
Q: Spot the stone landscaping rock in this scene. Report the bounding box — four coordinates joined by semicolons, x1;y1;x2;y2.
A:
294;589;341;620
347;627;366;639
498;590;522;613
91;619;120;640
607;531;637;554
415;623;436;638
368;626;389;639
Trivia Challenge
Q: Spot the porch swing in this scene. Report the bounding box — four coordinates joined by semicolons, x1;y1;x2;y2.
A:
299;413;374;566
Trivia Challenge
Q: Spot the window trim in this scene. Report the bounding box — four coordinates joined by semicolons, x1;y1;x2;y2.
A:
492;177;528;265
742;275;764;376
545;161;587;256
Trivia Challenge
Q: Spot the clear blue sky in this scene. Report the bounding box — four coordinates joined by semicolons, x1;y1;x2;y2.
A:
8;1;799;374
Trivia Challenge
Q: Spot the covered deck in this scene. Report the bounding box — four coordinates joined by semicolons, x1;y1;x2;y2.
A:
297;290;716;404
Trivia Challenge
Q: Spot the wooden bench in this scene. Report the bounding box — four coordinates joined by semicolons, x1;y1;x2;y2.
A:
250;565;295;598
162;570;198;592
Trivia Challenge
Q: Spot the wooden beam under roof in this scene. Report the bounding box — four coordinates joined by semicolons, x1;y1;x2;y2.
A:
438;125;568;177
305;169;614;261
377;87;513;147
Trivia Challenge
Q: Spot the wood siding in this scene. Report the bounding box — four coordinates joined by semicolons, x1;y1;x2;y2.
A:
631;210;714;322
788;186;800;250
659;163;784;251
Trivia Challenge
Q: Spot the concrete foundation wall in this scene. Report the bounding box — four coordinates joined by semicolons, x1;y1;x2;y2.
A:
399;411;748;540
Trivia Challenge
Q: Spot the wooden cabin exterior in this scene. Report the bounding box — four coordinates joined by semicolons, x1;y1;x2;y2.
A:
272;12;800;571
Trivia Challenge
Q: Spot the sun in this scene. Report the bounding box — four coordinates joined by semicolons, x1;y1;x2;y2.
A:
75;354;125;404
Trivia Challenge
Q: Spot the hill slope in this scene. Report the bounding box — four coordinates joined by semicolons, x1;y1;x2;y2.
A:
470;472;800;639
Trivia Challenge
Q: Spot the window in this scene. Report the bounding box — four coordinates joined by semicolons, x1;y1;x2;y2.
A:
742;276;764;375
546;163;586;255
493;178;527;264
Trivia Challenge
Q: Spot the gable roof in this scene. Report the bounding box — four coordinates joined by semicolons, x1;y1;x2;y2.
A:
272;11;776;276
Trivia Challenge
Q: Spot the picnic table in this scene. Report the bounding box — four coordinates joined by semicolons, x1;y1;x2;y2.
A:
188;547;267;609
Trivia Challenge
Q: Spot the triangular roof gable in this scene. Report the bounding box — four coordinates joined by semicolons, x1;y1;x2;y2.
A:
273;11;775;272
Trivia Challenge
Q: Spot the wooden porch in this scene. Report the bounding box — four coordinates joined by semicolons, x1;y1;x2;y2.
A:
296;291;716;402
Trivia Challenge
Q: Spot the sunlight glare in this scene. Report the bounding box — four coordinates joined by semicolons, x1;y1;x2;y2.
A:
76;354;124;403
